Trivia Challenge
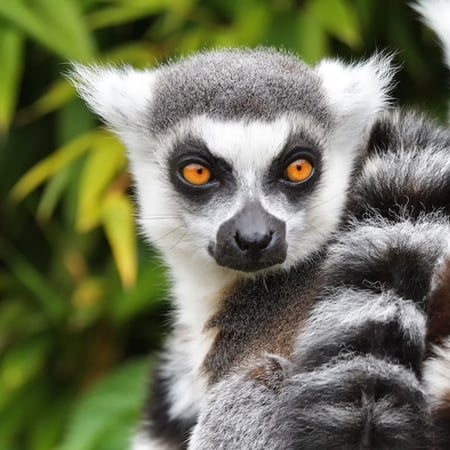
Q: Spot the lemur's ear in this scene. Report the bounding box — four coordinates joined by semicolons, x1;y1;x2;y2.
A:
69;64;157;132
316;54;395;137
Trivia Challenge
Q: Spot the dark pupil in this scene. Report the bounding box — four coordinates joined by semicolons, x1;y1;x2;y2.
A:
197;168;203;174
296;164;302;171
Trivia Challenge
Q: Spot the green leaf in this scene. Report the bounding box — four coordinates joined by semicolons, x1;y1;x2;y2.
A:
87;3;170;30
16;80;76;126
60;358;151;450
57;92;96;146
297;11;329;63
0;378;49;449
101;42;159;67
9;131;97;203
111;255;168;323
0;238;66;322
27;395;70;450
0;0;95;61
0;298;46;344
0;24;24;135
36;0;95;59
0;335;51;403
101;191;137;288
309;0;362;49
77;134;127;232
36;164;75;222
70;276;106;329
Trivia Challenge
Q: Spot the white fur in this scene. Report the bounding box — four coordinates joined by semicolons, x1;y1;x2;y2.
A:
423;336;450;405
132;433;174;450
414;0;450;67
317;54;394;134
70;64;157;138
163;260;237;421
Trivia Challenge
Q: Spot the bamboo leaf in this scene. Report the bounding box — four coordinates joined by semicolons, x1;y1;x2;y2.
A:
111;257;168;323
77;134;127;232
26;395;70;450
0;378;49;448
87;3;171;30
60;359;150;450
36;164;74;222
101;192;137;288
9;131;97;203
0;238;66;322
0;0;95;61
297;11;329;63
70;277;106;329
101;42;160;67
0;24;24;135
16;80;75;125
35;0;96;60
0;336;51;398
0;298;46;344
309;0;362;49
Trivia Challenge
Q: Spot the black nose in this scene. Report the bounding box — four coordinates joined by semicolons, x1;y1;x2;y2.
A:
210;201;287;272
235;230;273;253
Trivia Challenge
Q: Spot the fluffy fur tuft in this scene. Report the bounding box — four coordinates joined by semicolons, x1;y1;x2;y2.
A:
68;63;157;135
316;52;396;137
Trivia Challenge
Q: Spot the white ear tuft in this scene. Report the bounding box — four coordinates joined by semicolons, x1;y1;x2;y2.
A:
413;0;450;68
316;53;395;137
68;64;157;132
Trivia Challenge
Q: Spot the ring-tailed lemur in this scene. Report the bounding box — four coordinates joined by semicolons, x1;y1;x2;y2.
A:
72;47;394;449
70;0;450;448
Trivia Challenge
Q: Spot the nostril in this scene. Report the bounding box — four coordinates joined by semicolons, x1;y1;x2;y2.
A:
235;230;273;253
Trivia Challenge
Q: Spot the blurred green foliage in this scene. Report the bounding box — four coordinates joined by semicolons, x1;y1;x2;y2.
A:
0;0;447;449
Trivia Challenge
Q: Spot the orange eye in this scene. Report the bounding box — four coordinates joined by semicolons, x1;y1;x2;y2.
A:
285;159;314;183
182;163;212;186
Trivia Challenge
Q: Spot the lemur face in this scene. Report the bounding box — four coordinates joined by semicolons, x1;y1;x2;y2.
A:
161;116;327;272
72;49;392;275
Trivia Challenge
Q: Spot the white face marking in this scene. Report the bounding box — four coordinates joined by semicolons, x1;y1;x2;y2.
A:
126;113;364;278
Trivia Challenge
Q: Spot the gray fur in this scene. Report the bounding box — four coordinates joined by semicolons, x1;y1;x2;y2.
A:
149;48;332;133
294;287;426;370
189;355;429;450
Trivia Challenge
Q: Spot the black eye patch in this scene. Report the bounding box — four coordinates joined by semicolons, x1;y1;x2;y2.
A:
168;136;235;202
264;135;322;203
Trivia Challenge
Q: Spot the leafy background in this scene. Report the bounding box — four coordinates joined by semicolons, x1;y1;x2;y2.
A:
0;0;448;449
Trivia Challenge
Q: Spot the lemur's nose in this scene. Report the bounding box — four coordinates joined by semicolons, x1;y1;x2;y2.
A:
234;230;273;253
210;200;287;272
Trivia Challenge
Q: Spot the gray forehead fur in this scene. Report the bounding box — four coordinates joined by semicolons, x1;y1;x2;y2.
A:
148;48;331;133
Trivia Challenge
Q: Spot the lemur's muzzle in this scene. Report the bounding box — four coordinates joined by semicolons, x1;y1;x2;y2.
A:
209;201;287;272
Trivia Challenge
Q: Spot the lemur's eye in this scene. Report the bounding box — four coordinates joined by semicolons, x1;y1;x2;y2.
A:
285;159;314;183
182;163;212;186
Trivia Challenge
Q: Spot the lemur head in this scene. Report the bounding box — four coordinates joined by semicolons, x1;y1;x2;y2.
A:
72;49;392;275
